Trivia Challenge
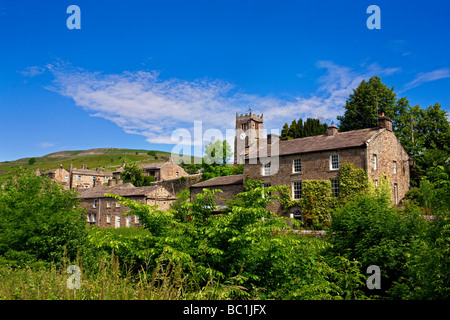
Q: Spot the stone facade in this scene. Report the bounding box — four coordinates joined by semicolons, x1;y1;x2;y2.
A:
70;164;113;190
39;165;70;189
78;183;177;228
190;174;244;207
114;157;188;182
194;113;410;218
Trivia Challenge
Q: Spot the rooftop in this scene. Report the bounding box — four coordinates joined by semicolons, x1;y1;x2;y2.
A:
191;174;244;188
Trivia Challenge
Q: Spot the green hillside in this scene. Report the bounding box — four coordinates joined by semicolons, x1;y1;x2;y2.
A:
0;148;191;184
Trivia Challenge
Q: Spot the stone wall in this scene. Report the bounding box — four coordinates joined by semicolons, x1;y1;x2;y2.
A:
366;129;410;204
243;147;367;215
151;174;202;195
81;197;142;228
190;182;244;206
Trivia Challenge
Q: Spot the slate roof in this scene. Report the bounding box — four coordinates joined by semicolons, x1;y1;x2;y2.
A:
72;168;113;176
248;127;383;158
190;174;244;188
77;183;176;199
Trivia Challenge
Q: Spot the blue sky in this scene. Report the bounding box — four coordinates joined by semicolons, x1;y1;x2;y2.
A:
0;0;449;161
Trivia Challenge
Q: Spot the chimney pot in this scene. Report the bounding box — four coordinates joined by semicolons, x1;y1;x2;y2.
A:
327;123;339;136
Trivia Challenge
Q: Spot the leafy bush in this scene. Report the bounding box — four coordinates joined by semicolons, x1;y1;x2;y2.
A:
326;195;428;297
0;168;89;266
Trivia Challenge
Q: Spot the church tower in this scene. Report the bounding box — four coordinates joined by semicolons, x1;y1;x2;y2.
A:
234;109;264;164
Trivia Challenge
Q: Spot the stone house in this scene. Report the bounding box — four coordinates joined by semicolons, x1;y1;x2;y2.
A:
78;181;177;228
190;174;245;207
113;157;188;182
194;112;410;217
38;165;70;189
70;164;113;190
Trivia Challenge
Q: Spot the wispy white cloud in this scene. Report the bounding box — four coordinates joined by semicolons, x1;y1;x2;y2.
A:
20;66;45;77
400;68;450;93
45;60;400;148
40;142;55;149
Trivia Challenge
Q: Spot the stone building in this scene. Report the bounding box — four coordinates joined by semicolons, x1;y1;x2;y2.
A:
190;174;245;207
193;112;410;216
113;157;188;182
78;181;177;228
70;164;113;190
38;165;70;189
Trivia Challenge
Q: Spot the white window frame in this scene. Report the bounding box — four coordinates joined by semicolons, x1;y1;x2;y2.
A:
126;215;131;227
93;199;98;208
106;200;111;208
293;181;302;200
135;215;139;224
107;214;111;224
330;155;339;170
331;179;339;197
262;162;271;176
65;175;68;181
293;159;302;173
92;213;96;222
78;175;82;180
373;154;377;170
393;161;397;174
374;180;378;187
87;214;91;222
115;201;121;208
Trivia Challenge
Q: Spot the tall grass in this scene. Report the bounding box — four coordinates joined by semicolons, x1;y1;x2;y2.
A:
0;252;247;300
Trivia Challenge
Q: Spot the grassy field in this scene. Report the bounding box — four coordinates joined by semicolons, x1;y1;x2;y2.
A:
0;148;177;185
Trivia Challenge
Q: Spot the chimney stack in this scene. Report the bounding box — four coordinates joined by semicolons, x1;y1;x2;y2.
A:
94;177;102;187
378;112;393;131
327;123;339;136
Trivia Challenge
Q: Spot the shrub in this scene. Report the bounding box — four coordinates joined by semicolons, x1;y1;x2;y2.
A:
0;168;89;266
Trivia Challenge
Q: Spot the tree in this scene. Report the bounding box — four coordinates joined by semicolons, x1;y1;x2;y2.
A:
280;118;327;140
203;140;233;165
336;76;406;132
0;168;88;266
28;158;36;165
121;161;145;187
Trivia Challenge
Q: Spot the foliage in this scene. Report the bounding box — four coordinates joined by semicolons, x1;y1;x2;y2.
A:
201;163;243;181
327;195;429;298
27;158;36;165
0;168;89;266
280;117;328;140
300;180;334;230
120;161;154;187
336;76;406;132
203;140;233;165
337;162;370;203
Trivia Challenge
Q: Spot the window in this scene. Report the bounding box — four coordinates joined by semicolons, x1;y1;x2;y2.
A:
92;214;96;222
374;180;378;186
93;176;96;181
78;175;81;180
293;181;302;200
65;175;68;181
93;199;98;208
126;216;131;227
176;172;179;177
106;200;111;208
107;214;111;223
373;154;377;170
331;179;339;197
393;161;397;174
115;201;121;208
262;162;271;176
330;155;339;170
87;214;91;222
394;184;398;205
263;182;271;197
293;159;302;173
135;215;139;224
